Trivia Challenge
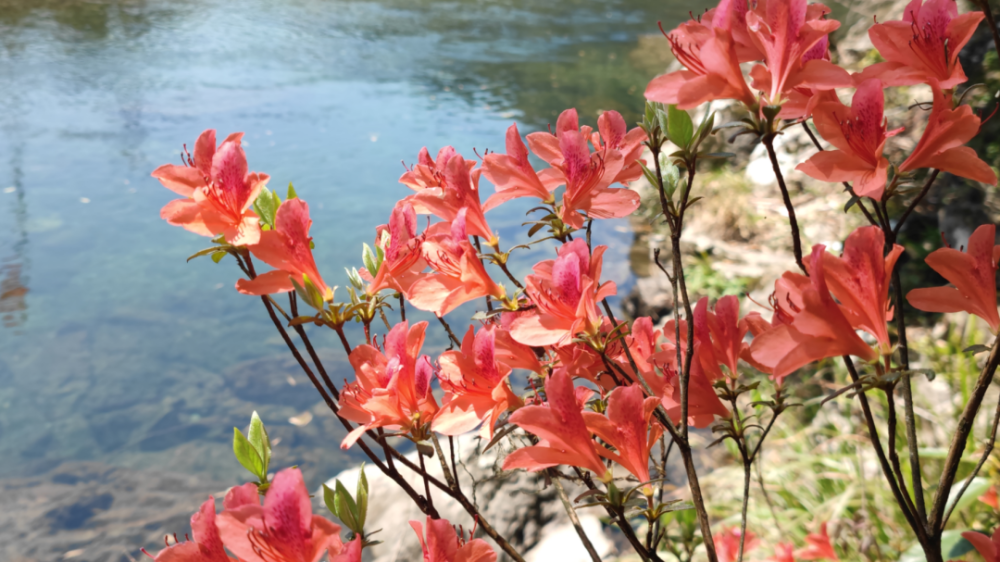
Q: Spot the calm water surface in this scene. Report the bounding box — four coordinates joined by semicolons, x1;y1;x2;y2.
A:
0;0;704;552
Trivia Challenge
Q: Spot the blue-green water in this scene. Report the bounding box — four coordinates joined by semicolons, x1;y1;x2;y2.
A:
0;0;705;555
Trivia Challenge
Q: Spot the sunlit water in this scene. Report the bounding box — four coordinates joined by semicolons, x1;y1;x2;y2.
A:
0;0;707;554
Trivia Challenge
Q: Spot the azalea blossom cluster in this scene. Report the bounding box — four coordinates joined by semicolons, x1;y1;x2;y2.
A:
149;0;1000;560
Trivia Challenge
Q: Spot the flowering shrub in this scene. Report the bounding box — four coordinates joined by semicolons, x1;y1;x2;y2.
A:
148;0;1000;560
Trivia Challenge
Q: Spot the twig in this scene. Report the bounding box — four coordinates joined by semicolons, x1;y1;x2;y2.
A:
886;384;921;521
762;135;805;274
943;370;1000;525
929;340;1000;531
288;292;341;400
572;467;655;562
842;356;927;545
975;0;1000;64
550;471;603;562
437;315;462;348
893;169;941;237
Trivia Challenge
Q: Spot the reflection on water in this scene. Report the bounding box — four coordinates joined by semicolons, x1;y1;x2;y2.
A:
0;0;707;556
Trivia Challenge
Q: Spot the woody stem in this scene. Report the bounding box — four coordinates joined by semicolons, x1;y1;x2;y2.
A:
571;467;656;562
649;138;717;562
245;254;440;519
843;356;927;546
942;373;1000;526
762;135;805;274
893;169;940;237
550;470;603;562
883;189;934;523
727;394;751;562
929;340;1000;532
975;0;1000;62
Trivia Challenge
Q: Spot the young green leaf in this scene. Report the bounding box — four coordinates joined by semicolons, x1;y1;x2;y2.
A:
357;464;369;531
287;182;298;200
247;411;271;477
362;243;377;275
334;479;361;533
667;105;694;148
233;427;264;480
210;250;228;264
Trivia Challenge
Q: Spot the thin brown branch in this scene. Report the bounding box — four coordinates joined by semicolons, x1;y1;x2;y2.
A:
437;315;462;348
893;169;941;237
762;135;805;273
929;340;1000;531
842;356;927;545
975;0;1000;64
943;377;1000;525
550;471;603;562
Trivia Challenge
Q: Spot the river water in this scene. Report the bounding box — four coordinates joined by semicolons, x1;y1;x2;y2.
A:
0;0;705;556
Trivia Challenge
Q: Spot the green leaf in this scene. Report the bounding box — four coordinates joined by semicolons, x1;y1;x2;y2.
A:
964;344;991;354
334;479;361;533
357;465;369;531
253;187;279;229
187;246;227;262
527;222;546;237
667;105;694;148
210;250;228;263
946;476;991;515
696;111;716;144
287;182;298;200
233;427;264;479
362;243;378;275
844;195;860;213
247;412;271;478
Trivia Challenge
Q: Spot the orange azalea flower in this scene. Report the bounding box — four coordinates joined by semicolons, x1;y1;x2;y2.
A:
149;496;236;562
694;295;751;379
619;316;674;395
236;198;333;307
153;129;269;246
645;0;759;110
401;147;493;241
981;486;999;509
797;79;903;199
409;516;498;562
964;527;1000;562
509;239;616;347
481;123;555;212
589;110;649;185
768;544;797;562
748;246;879;383
502;369;611;479
715;526;759;562
858;0;985;88
432;325;525;439
770;37;846;119
899;81;997;186
524;109;641;228
331;537;362;562
361;202;428;296
660;345;732;428
796;522;838;560
818;226;904;353
408;209;504;316
907;224;1000;333
338;321;439;448
216;468;343;562
581;384;663;489
746;0;849;107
